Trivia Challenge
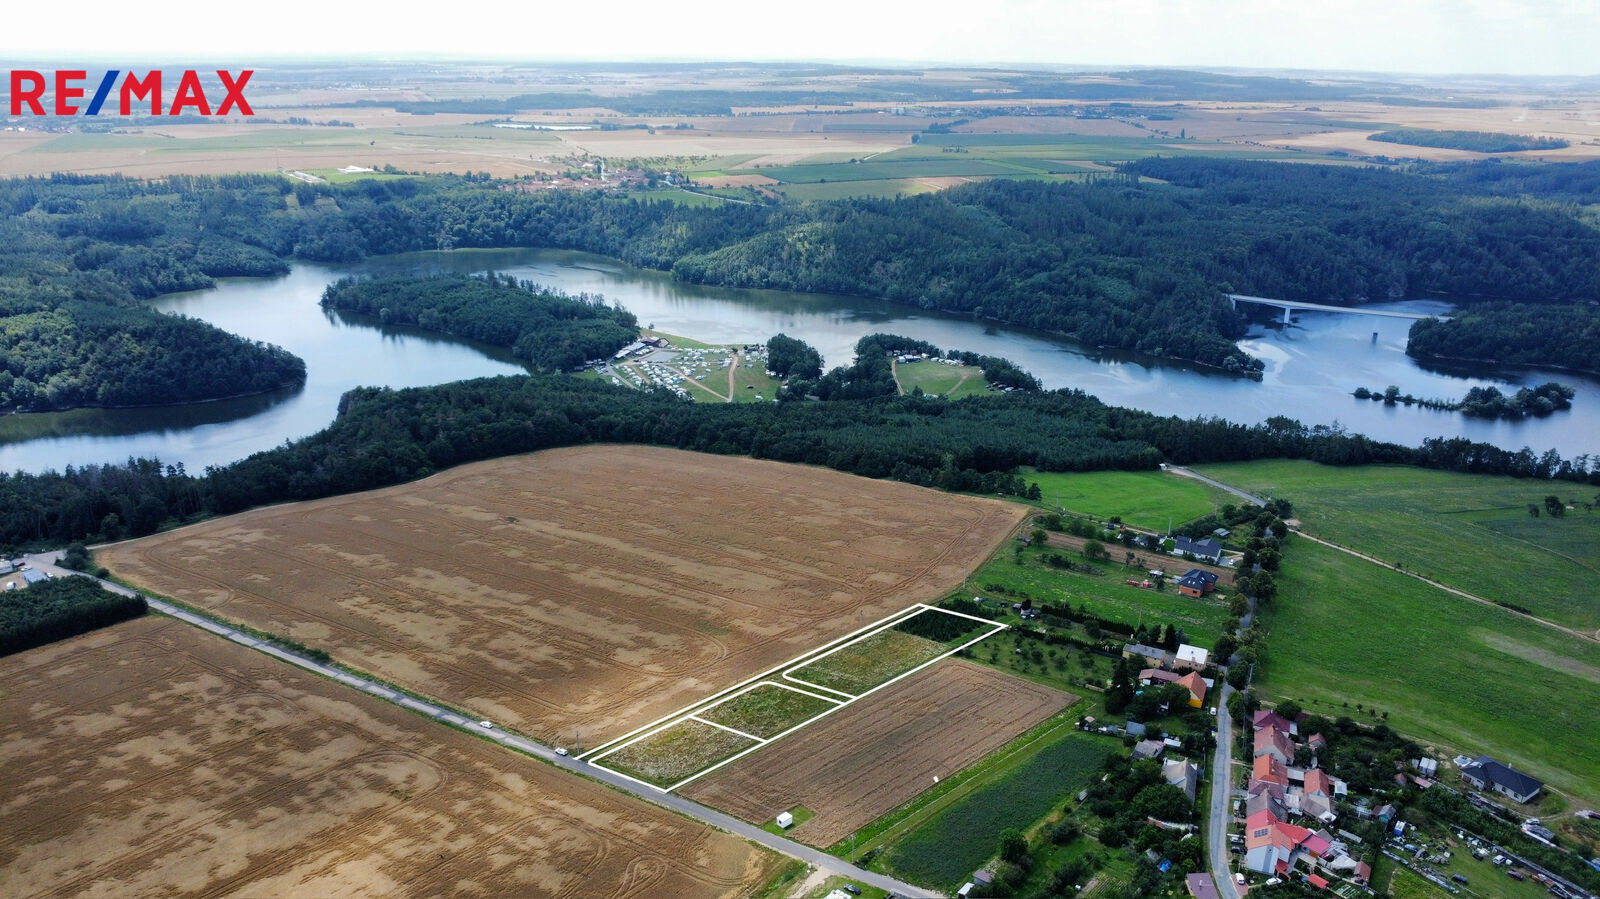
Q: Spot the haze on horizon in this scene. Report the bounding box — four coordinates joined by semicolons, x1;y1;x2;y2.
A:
5;0;1597;79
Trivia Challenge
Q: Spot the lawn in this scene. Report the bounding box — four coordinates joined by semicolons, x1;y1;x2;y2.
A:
892;360;987;398
699;685;836;739
600;719;758;788
1192;460;1600;630
972;545;1231;647
789;629;949;696
879;732;1114;891
1008;468;1240;532
1260;539;1600;806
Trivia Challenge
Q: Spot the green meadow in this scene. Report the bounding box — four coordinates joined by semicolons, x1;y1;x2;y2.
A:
1260;538;1600;806
1012;468;1239;532
1192;460;1600;630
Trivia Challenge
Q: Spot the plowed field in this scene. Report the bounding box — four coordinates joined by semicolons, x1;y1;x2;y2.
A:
682;658;1074;846
0;616;780;898
98;446;1023;745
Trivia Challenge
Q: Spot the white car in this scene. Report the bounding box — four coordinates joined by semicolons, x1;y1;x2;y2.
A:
479;720;494;730
555;747;569;757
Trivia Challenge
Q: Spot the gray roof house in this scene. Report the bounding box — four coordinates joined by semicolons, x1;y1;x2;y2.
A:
1460;756;1543;803
1172;537;1223;564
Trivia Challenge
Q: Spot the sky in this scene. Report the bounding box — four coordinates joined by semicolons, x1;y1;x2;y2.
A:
3;0;1597;77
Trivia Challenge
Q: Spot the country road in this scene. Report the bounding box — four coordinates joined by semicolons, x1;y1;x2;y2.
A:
22;552;936;899
1208;681;1241;899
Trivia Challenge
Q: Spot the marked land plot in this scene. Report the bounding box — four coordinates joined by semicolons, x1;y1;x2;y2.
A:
698;683;839;739
683;658;1076;847
97;445;1024;747
589;604;1006;792
600;719;762;788
0;616;781;898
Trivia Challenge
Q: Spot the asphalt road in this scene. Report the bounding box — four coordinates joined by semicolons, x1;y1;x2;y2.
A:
23;552;937;899
1208;680;1241;899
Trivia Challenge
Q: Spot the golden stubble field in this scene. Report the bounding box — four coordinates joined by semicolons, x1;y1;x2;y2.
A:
683;659;1075;847
99;446;1025;746
0;615;780;898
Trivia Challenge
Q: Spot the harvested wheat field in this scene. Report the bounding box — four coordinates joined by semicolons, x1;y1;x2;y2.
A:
99;446;1023;745
682;658;1075;846
0;616;780;898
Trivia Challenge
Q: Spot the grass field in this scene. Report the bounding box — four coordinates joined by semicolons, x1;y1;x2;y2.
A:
1261;539;1600;805
971;543;1231;646
773;179;938;201
1192;461;1600;631
880;732;1114;891
892;360;988;398
1388;868;1452;899
699;684;837;739
789;629;949;695
601;719;759;788
1013;468;1240;532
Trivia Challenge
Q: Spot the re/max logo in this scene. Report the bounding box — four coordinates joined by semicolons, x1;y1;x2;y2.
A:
8;69;253;116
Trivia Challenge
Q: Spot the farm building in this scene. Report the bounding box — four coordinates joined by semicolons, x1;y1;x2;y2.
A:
21;568;47;585
1133;739;1166;760
1460;756;1543;803
775;811;793;829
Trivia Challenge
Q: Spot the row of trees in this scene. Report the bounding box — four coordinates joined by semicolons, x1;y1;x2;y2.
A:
3;372;1597;552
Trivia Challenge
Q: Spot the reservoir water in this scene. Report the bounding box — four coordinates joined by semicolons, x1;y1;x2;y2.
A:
1;247;1594;473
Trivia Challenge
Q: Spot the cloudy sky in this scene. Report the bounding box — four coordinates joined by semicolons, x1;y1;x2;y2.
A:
5;0;1596;76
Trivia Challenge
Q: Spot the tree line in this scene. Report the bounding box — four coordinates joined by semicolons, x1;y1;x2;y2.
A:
2;370;1595;555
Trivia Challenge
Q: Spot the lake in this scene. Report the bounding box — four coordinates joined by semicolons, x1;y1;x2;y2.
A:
1;247;1594;473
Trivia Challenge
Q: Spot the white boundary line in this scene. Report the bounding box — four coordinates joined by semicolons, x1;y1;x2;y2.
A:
580;603;928;760
688;716;769;743
780;674;857;698
587;604;1008;792
762;680;847;705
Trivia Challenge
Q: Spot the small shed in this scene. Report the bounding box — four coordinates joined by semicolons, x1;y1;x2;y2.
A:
775;811;794;829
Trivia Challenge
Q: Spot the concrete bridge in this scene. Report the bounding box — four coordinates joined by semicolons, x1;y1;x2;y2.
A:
1227;294;1445;323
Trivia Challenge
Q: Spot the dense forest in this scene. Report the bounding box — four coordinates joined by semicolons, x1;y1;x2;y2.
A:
2;159;1597;409
2;371;1595;552
1353;381;1575;419
1368;129;1569;153
320;273;637;372
0;575;147;657
1407;302;1600;375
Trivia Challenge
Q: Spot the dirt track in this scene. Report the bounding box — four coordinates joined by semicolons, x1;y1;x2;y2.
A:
99;446;1024;745
683;658;1074;847
0;616;780;898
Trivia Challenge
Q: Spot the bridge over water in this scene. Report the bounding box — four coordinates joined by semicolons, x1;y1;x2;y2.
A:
1227;294;1446;323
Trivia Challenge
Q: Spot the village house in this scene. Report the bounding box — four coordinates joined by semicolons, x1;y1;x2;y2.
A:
1172;536;1224;564
1460;756;1543;803
1123;642;1172;669
1173;643;1210;671
1175;568;1218;597
1164;757;1200;803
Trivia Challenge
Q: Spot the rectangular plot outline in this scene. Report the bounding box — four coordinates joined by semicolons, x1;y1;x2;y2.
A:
585;603;1004;793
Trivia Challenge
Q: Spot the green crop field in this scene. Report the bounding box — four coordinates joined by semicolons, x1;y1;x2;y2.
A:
790;629;949;695
1192;461;1600;630
601;719;757;787
892;360;988;398
1260;539;1600;806
699;685;836;738
774;179;936;201
1013;469;1240;532
880;732;1114;891
971;546;1230;647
